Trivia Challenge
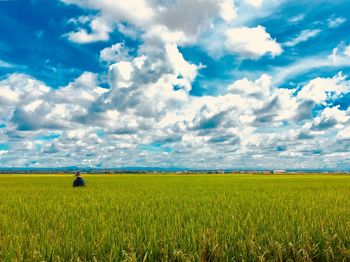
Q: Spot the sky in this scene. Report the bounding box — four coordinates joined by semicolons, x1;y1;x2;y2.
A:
0;0;350;169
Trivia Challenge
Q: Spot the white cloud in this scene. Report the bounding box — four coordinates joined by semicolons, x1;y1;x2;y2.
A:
108;61;134;89
144;25;191;45
61;0;237;45
0;59;16;68
245;0;263;7
2;69;350;168
62;0;154;26
310;106;349;130
337;126;350;140
0;74;49;110
228;74;272;98
225;26;283;59
219;0;237;21
0;87;19;104
0;72;108;132
288;14;305;24
66;16;112;43
50;72;107;103
297;73;348;104
0;150;8;156
329;43;350;63
284;29;321;47
100;43;132;64
165;44;198;89
328;17;346;28
273;42;350;85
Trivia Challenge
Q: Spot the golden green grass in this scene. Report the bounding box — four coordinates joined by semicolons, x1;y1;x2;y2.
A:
0;174;350;261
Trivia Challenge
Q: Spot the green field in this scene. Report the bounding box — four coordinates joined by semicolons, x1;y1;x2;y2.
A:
1;174;350;261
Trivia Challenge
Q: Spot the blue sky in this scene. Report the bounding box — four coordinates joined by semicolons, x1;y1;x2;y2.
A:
0;0;350;169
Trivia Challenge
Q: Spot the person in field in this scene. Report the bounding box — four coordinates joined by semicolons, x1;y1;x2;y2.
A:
73;171;86;187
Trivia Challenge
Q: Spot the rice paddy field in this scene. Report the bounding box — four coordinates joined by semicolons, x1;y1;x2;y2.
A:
1;174;350;261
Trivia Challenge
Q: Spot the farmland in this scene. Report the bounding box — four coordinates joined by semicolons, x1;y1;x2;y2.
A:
0;174;350;261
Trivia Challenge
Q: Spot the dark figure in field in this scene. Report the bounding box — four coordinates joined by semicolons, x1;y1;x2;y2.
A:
73;171;86;187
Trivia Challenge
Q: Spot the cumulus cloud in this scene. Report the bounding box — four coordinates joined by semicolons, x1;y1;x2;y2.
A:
0;72;107;132
62;0;283;62
66;16;112;43
61;0;236;45
1;68;350;168
100;43;132;64
219;0;237;21
296;73;348;104
329;43;350;63
228;74;272;99
309;106;349;130
337;126;350;140
62;0;154;27
225;26;282;59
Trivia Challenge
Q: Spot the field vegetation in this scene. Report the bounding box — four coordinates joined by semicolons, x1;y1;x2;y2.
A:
0;174;350;261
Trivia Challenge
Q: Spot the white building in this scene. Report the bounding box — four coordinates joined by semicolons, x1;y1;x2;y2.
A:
273;169;286;174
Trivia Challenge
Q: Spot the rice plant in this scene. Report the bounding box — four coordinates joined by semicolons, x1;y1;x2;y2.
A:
0;174;350;261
